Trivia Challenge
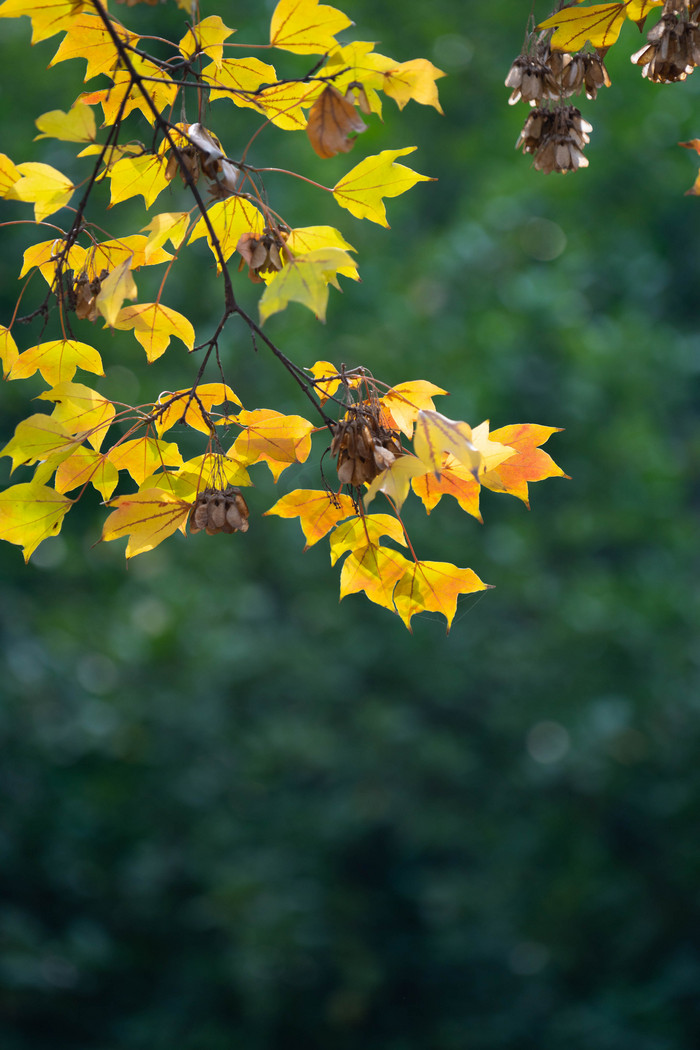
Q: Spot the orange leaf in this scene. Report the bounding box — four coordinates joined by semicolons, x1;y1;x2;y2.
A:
101;488;189;558
393;561;490;632
265;489;356;547
411;453;482;521
482;424;568;506
380;380;447;438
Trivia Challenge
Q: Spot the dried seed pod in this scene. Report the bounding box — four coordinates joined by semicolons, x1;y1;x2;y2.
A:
209;496;227;531
188;487;250;536
224;490;249;533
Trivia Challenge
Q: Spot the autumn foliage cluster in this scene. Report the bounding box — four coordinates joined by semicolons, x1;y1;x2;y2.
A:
511;0;700;187
0;0;566;631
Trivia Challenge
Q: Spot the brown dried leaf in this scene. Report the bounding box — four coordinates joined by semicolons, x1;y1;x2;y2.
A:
306;85;367;159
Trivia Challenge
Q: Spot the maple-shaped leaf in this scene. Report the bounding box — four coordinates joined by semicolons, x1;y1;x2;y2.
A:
101;488;189;558
230;409;314;481
50;12;140;81
0;152;21;194
333;148;433;227
363;454;431;512
20;238;86;284
89;234;171;274
266;489;356;548
4;161;74;221
324;41;386;117
203;55;278;107
189;196;264;266
95;258;138;327
0;326;19;378
155;383;241;437
55;446;118;500
83;58;177;126
377;58;446;113
106;436;184;485
537;3;627;51
259;248;356;323
481;424;568;506
141;213;190;261
0;0;85;44
0;414;79;472
0;482;71;561
108;153;170;209
329;512;406;565
175;453;251;496
34;98;96;142
413;410;482;480
339;542;411;611
380;380;447;438
179;15;235;69
113;303;195;362
270;0;352;55
8;338;103;385
37;381;115;452
306;85;367;159
625;0;663;16
393;561;490;632
411;453;482;521
471;420;517;474
308;359;343;404
255;79;322;131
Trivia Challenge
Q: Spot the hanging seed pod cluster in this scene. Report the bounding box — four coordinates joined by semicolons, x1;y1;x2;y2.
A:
331;403;404;489
506;28;609;174
508;1;700;175
188;487;250;535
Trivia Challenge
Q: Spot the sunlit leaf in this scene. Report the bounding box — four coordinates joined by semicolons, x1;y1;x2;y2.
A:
8;339;103;385
537;3;626;51
37;381;115;452
481;424;568;506
411;453;482;521
95;257;138;327
363;453;431;512
266;489;356;548
55;446;118;500
0;326;19;379
329;512;406;565
0;482;71;561
413;410;482;479
270;0;352;55
113;303;195;362
0;0;86;44
101;488;189;558
230;409;314;480
108;153;170;209
189;195;264;265
179;14;235;69
259;248;355;323
393;561;490;632
141;212;191;261
106;436;184;485
380;380;447;438
4;161;74;221
333;147;432;227
0;414;79;472
155;383;241;437
339;542;411;610
50;12;140;81
0;152;21;193
34;98;96;142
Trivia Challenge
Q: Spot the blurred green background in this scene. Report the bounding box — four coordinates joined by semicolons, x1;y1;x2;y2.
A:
2;0;700;1047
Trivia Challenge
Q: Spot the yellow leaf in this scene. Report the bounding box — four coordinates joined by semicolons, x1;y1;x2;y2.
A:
308;359;342;404
106;436;184;485
5;161;74;221
37;381;115;451
230;409;314;480
203;55;278;107
285;226;358;278
179;15;234;69
363;453;431;512
0;0;85;44
259;248;355;323
95;258;138;327
625;0;663;18
155;384;241;437
537;3;626;51
8;338;103;385
255;78;322;130
55;446;118;500
108;153;170;209
0;152;21;193
113;303;195;362
50;12;140;81
0;482;71;561
34;98;96;142
266;489;355;548
141;212;191;260
329;512;406;565
379;58;445;113
393;561;490;632
324;42;385;117
413;409;482;479
20;239;87;284
101;488;189;558
189;195;264;266
1;414;79;472
175;453;251;495
83;60;177;126
471;420;516;474
339;542;410;611
380;380;447;438
0;326;19;378
270;0;352;55
333;148;432;227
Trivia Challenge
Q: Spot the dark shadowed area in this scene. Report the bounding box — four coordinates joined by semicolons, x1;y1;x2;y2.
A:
2;1;700;1048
